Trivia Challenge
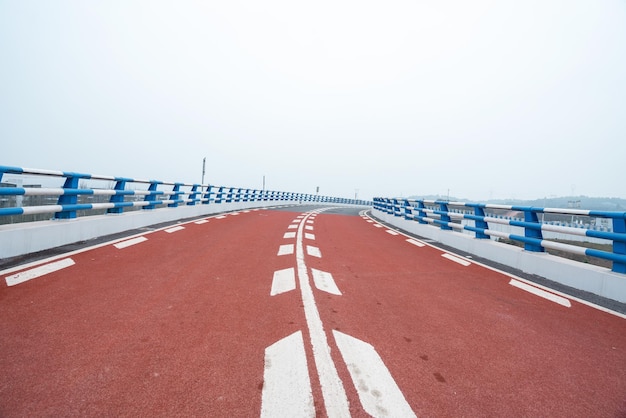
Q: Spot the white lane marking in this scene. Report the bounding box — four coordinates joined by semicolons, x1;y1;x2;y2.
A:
288;224;299;229
442;253;471;266
305;233;315;240
509;279;571;307
216;215;227;219
406;238;425;247
305;225;314;231
385;230;399;235
333;331;416;418
6;258;75;286
194;219;209;224
261;331;314;418
306;220;314;224
165;226;185;233
306;246;322;258
243;210;251;213
114;236;147;249
278;244;295;256
295;212;351;416
230;212;240;215
311;269;342;295
366;220;373;223
373;224;383;228
283;232;296;239
271;268;296;296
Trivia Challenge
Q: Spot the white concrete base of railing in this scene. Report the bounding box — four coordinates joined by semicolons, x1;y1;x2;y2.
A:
374;210;626;304
0;201;294;260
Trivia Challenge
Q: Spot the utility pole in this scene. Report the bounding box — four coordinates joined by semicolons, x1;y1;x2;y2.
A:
202;157;206;185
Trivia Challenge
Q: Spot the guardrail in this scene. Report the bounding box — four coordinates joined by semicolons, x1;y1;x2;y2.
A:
0;165;371;223
373;197;626;274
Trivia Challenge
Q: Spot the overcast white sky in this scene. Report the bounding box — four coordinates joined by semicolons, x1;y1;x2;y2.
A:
1;1;625;201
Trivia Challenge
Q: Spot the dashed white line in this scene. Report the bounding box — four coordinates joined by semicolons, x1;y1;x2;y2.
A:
333;330;416;418
283;232;296;239
5;258;75;286
406;238;425;247
114;236;148;249
288;224;299;229
165;226;185;233
278;244;295;256
271;268;296;296
305;225;314;231
373;224;383;228
294;213;350;417
194;219;209;225
306;246;322;258
261;331;314;418
441;253;471;266
311;269;341;295
385;229;399;236
216;215;227;219
305;233;315;240
509;279;571;307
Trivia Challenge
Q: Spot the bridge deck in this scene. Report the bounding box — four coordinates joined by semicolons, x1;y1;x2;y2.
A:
1;205;625;417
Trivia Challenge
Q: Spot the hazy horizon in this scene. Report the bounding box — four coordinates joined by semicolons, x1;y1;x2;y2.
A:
2;1;625;201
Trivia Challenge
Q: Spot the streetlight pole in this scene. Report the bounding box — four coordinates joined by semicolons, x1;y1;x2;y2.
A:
202;157;206;185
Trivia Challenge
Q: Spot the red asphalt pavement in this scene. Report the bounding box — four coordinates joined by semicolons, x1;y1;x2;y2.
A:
1;206;625;417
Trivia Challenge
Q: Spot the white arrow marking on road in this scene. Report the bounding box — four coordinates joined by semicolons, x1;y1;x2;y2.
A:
271;268;296;296
261;331;314;418
333;330;416;418
311;269;342;295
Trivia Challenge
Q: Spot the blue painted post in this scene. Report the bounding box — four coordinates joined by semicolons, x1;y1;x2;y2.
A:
612;217;626;273
143;181;161;210
216;186;224;204
403;199;412;220
187;184;199;206
473;206;489;239
55;172;91;219
168;183;183;208
523;208;544;252
438;202;452;230
203;185;213;204
108;178;129;214
416;201;428;224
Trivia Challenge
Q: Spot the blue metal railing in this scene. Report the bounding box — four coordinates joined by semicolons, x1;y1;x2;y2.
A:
373;197;626;274
0;165;371;222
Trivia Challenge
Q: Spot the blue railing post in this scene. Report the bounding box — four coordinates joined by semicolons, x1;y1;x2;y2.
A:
438;202;452;230
216;186;224;204
612;217;626;273
403;199;412;220
144;181;161;210
187;184;199;206
55;172;91;219
473;206;489;239
169;183;183;208
107;178;129;214
203;185;213;204
416;201;428;224
523;208;544;252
